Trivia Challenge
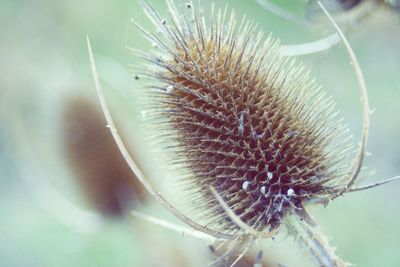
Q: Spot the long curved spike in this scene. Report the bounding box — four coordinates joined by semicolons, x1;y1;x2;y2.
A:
346;176;400;193
282;33;340;56
86;36;233;240
130;210;216;241
316;2;370;199
257;0;342;56
255;0;310;26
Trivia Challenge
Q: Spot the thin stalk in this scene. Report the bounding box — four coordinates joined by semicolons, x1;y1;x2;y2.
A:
285;215;348;267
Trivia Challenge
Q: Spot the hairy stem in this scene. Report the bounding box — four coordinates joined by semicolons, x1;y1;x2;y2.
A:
285;215;348;267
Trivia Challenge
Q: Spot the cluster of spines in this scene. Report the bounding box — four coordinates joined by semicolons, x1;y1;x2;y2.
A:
133;0;354;234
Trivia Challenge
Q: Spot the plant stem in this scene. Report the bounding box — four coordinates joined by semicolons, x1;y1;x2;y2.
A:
285;215;348;267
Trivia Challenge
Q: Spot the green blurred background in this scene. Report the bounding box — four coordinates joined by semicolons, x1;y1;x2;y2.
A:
1;0;400;266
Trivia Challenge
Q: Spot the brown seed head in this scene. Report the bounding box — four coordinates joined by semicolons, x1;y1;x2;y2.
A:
136;1;353;234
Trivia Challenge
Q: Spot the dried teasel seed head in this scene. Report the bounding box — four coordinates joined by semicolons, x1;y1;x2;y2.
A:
135;1;354;234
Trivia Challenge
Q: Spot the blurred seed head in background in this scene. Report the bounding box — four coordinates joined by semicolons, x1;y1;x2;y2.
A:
62;95;147;218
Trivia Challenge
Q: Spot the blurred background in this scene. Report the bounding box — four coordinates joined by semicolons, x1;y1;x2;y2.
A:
1;0;400;266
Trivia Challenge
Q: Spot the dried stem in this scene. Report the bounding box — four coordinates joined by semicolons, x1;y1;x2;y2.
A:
286;215;348;267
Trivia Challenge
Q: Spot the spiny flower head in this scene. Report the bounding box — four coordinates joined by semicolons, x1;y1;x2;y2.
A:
134;0;354;234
